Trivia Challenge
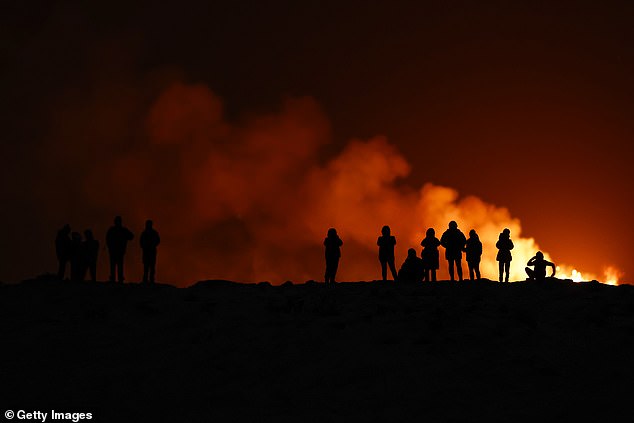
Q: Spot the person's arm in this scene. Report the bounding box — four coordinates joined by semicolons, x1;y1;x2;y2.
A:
547;261;556;277
509;240;514;250
377;237;381;246
527;256;536;266
156;233;161;246
338;237;343;246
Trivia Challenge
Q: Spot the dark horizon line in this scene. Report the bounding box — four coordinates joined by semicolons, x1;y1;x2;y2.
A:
7;276;623;288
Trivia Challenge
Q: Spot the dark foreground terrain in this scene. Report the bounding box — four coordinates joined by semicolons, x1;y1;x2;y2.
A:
2;278;634;422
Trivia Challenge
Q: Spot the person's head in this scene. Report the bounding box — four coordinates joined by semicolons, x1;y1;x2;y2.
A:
536;251;544;259
62;224;71;234
469;229;477;238
381;225;391;236
84;229;93;240
145;219;153;230
426;228;435;237
114;216;122;226
407;248;417;258
503;228;510;236
327;228;337;237
449;221;458;229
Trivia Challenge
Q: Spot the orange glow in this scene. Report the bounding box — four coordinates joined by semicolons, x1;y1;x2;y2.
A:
79;82;622;286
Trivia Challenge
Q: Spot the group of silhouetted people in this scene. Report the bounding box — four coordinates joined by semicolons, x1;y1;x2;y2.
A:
55;216;160;284
56;225;100;282
324;221;556;284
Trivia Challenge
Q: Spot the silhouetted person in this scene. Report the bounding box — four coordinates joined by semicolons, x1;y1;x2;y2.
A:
106;216;134;283
324;228;343;285
465;229;482;280
55;224;72;280
377;225;398;282
140;220;161;284
526;251;556;281
82;229;99;282
70;232;85;282
421;228;441;282
398;248;424;283
496;228;514;283
440;221;467;281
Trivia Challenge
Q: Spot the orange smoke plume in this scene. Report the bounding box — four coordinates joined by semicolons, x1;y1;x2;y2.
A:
81;81;620;286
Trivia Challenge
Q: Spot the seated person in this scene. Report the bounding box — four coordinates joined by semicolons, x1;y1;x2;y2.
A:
525;251;556;281
398;248;424;283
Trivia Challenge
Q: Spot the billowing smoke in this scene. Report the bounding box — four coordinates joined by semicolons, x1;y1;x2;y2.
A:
39;81;620;285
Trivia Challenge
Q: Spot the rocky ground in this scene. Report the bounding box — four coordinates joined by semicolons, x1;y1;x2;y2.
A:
2;278;634;422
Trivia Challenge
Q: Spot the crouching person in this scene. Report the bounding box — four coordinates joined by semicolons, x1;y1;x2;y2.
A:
398;248;424;284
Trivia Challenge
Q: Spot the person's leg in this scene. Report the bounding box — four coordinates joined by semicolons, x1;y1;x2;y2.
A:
388;260;398;281
504;262;510;282
142;261;149;284
332;259;339;283
498;262;504;282
89;262;97;282
79;263;86;282
381;260;387;281
109;253;116;282
431;269;437;282
525;267;535;280
456;259;463;281
448;259;455;281
117;256;125;282
57;259;67;280
324;259;334;285
468;263;474;281
149;256;156;283
475;261;481;280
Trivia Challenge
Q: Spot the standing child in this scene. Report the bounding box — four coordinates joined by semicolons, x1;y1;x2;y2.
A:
377;225;397;282
420;228;441;282
496;228;514;283
465;229;482;280
324;228;343;285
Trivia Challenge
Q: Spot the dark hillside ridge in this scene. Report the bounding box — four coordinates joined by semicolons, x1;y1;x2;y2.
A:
2;278;634;422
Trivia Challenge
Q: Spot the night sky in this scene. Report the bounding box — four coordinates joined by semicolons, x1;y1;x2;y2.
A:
2;1;633;284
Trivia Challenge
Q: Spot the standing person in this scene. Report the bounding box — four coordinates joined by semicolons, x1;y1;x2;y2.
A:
140;220;161;284
377;225;398;282
69;232;85;282
83;229;99;282
55;224;72;280
106;216;134;283
496;228;514;283
440;221;467;281
465;229;483;280
420;228;441;282
324;228;343;285
526;251;556;281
